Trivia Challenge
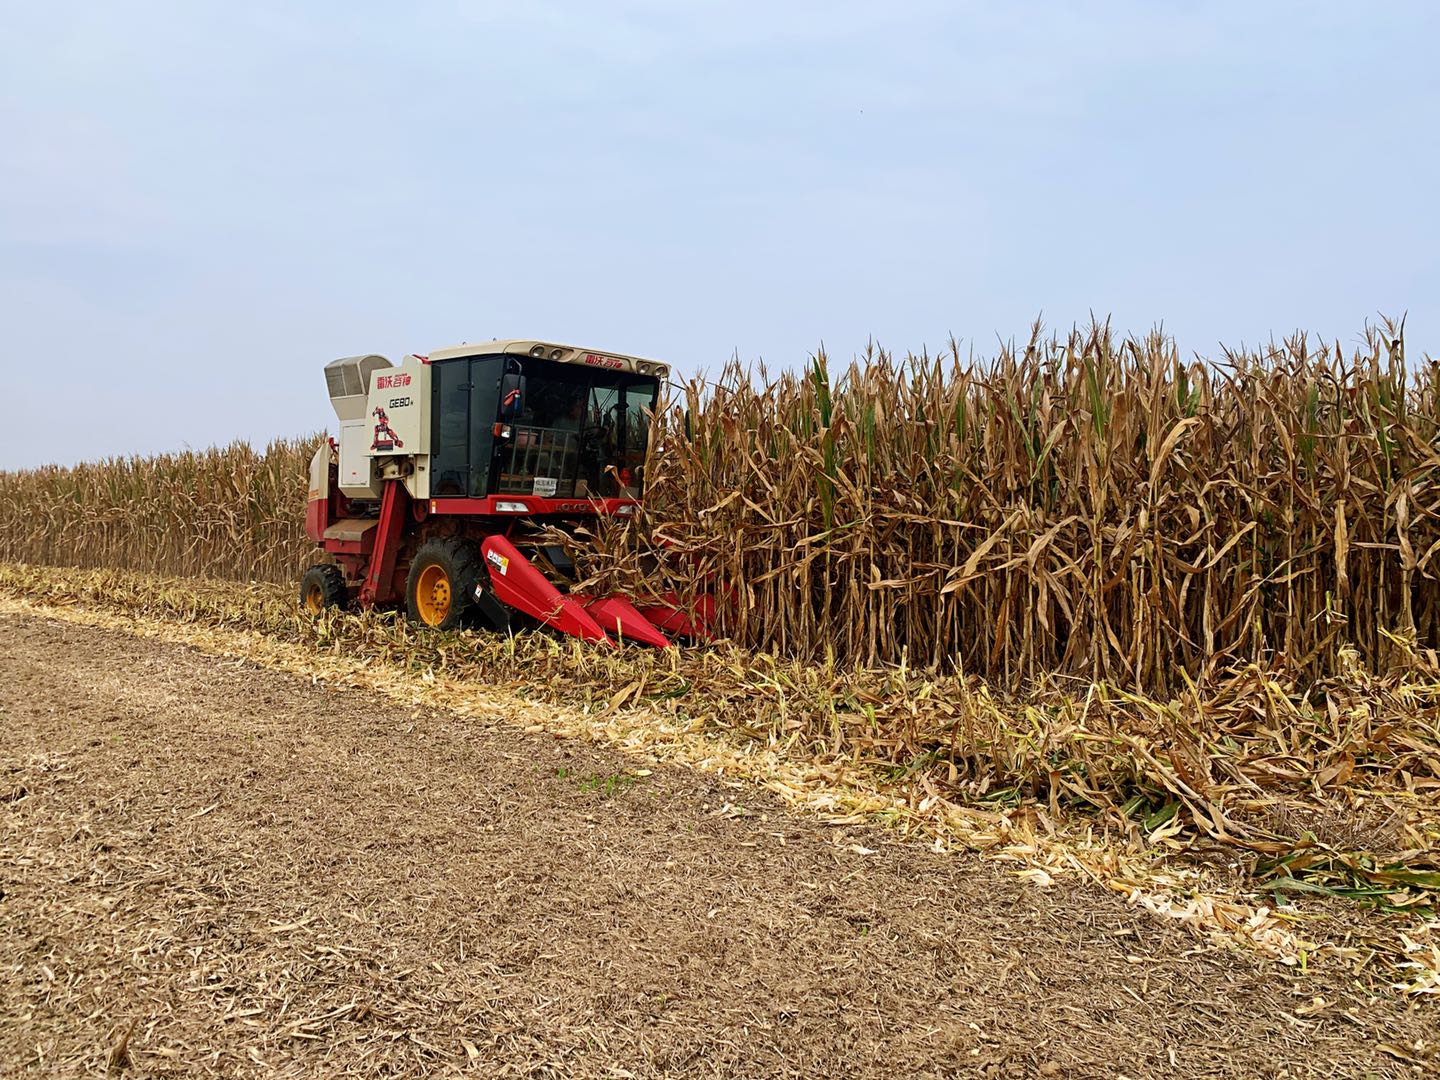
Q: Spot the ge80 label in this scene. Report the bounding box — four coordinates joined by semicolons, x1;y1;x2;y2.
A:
376;373;412;390
388;396;413;409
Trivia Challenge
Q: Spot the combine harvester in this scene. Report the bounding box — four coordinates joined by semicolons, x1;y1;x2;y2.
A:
300;341;713;646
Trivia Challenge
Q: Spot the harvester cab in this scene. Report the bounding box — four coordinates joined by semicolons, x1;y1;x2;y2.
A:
301;340;711;646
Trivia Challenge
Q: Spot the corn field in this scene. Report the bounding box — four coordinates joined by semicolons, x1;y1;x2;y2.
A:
0;437;321;586
3;321;1437;693
641;319;1440;692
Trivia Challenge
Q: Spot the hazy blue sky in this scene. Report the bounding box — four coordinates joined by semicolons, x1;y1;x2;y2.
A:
2;2;1436;468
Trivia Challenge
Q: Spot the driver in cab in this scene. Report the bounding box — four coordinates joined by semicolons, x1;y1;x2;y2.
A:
551;395;587;434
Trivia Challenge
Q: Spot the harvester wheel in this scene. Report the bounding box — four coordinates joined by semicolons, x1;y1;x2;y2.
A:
406;538;483;631
299;564;348;614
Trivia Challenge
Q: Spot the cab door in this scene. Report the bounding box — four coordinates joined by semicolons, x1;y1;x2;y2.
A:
429;356;503;497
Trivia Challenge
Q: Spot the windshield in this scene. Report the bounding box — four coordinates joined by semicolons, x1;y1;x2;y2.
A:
495;361;660;500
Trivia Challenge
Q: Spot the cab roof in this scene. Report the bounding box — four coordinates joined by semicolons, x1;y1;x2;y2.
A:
426;339;669;378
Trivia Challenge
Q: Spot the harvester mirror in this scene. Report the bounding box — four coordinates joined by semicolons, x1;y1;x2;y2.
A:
500;359;524;421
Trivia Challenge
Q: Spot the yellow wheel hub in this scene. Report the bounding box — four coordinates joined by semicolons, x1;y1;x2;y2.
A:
415;564;452;625
304;583;325;614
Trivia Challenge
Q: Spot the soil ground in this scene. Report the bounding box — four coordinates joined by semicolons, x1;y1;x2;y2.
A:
1;611;1434;1079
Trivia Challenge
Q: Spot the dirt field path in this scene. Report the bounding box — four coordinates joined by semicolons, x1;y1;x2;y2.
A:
1;612;1433;1079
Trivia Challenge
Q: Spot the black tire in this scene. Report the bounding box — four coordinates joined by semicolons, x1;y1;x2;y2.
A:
300;564;348;614
405;537;483;630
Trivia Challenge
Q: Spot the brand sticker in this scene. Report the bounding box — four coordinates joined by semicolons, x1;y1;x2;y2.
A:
370;406;403;451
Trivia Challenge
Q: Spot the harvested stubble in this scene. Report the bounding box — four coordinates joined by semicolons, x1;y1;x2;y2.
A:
2;562;1437;927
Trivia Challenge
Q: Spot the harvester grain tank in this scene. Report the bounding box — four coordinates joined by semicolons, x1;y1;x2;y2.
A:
300;340;712;645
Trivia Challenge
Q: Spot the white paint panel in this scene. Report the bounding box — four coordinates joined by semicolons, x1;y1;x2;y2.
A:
366;359;424;457
338;420;376;495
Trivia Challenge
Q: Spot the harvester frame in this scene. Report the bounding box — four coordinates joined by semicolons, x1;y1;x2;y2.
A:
301;340;712;647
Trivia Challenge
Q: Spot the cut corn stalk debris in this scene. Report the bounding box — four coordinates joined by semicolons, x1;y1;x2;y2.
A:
2;562;1437;992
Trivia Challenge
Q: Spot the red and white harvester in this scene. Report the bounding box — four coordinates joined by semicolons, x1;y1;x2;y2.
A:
301;341;712;646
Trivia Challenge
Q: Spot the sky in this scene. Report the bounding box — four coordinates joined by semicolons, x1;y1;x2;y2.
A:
2;1;1437;469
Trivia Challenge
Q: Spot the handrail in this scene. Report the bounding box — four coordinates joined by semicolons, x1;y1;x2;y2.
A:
497;425;580;496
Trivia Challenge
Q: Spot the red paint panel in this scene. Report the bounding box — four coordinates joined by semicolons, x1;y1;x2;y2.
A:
633;591;718;642
428;496;640;517
320;539;370;556
305;497;329;543
479;535;613;645
359;480;409;608
579;595;672;648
